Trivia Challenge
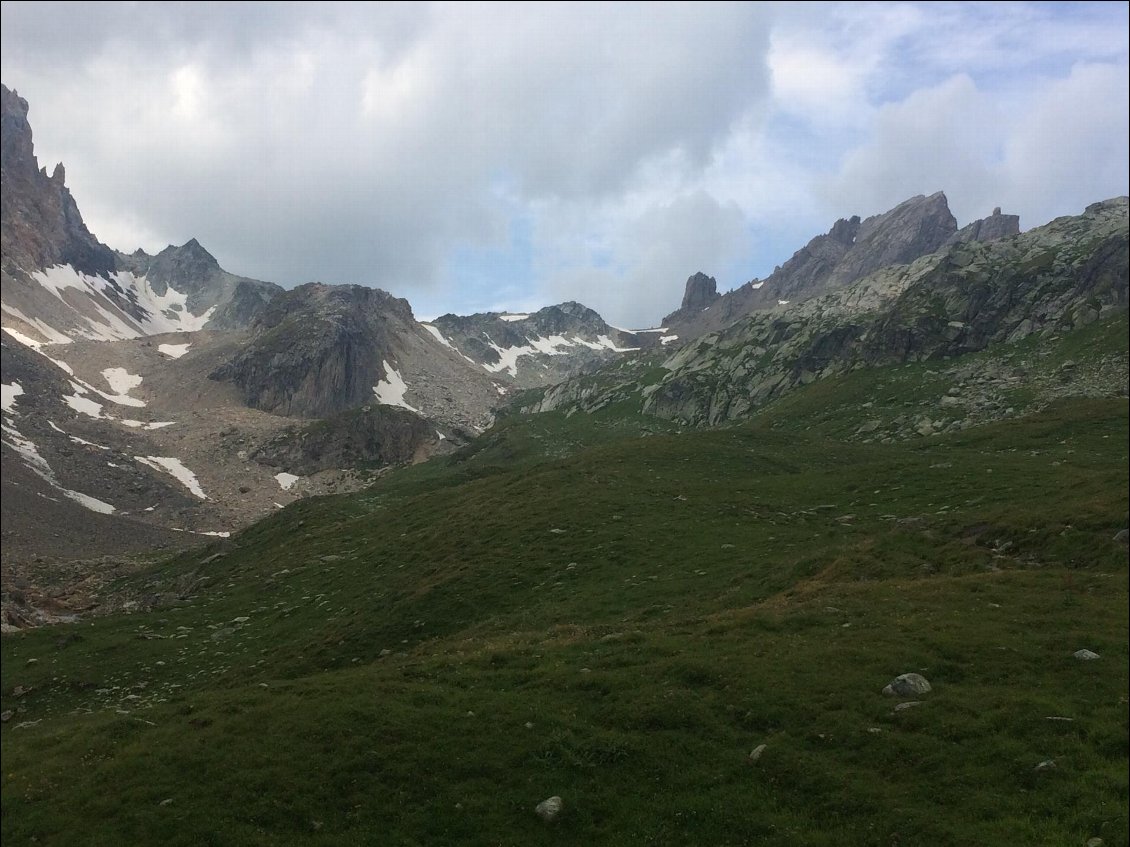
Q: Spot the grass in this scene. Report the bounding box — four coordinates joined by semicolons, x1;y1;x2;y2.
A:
2;375;1127;844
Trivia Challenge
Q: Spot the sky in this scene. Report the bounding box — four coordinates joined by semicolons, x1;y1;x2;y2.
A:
2;1;1127;328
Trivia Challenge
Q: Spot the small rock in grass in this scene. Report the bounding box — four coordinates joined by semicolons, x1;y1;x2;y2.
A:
159;798;173;807
882;673;932;697
748;744;767;762
535;796;563;822
1073;649;1100;660
1086;838;1104;847
1113;529;1128;544
894;701;922;712
1034;759;1056;772
0;710;13;723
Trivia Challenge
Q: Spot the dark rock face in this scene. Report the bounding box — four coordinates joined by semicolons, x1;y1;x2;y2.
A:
666;193;964;341
662;273;720;325
210;283;414;418
1;84;115;278
945;207;1021;247
251;404;436;475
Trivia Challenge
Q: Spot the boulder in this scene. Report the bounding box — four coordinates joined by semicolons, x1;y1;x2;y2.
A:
882;673;932;697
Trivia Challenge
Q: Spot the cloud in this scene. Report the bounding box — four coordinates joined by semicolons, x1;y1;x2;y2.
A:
1;2;1127;329
824;61;1130;228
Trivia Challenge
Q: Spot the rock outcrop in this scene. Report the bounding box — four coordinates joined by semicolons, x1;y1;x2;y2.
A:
1;84;114;278
945;207;1020;247
251;403;438;475
663;272;720;325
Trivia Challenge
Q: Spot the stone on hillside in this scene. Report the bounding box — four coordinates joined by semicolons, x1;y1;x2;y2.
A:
535;795;563;822
0;710;12;722
748;744;767;762
893;701;923;712
1034;759;1056;772
1114;529;1129;544
1073;649;1100;660
882;673;932;697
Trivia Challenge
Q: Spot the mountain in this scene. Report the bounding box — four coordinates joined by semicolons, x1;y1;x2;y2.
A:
426;301;664;389
662;192;1020;343
1;86;652;567
209;282;501;432
529;197;1128;427
1;84;280;345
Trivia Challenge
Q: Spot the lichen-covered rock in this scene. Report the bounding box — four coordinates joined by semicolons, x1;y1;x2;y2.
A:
535;795;563;822
882;673;933;697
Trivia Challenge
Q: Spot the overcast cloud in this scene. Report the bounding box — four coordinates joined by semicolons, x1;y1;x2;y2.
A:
2;1;1127;326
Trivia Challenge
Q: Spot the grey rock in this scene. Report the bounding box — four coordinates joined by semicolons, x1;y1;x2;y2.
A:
535;795;563;822
1073;649;1100;660
663;272;721;325
945;207;1021;247
1114;529;1129;544
893;701;923;712
748;744;767;762
1034;759;1056;772
882;673;932;697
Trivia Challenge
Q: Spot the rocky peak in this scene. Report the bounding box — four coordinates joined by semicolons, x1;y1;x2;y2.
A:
945;207;1021;247
1;85;36;179
826;192;957;288
829;216;861;245
663;273;721;325
1;83;114;277
680;272;720;312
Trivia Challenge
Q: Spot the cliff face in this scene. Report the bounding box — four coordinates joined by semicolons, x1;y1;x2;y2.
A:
1;84;115;278
210;283;416;418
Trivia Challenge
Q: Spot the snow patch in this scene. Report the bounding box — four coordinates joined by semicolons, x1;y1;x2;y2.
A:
120;419;176;430
596;335;639;352
373;361;420;413
1;381;23;414
499;313;530;322
158;343;192;359
64;391;104;419
135;456;207;499
275;472;300;491
100;368;145;406
778;299;790;306
751;280;765;290
28;265;216;341
420;324;454;349
660;335;679;345
435;430;446;441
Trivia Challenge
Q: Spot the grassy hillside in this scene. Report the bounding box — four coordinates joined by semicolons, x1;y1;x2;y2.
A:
2;366;1128;844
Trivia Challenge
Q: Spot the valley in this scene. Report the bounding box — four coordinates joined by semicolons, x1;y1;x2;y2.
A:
1;73;1127;846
